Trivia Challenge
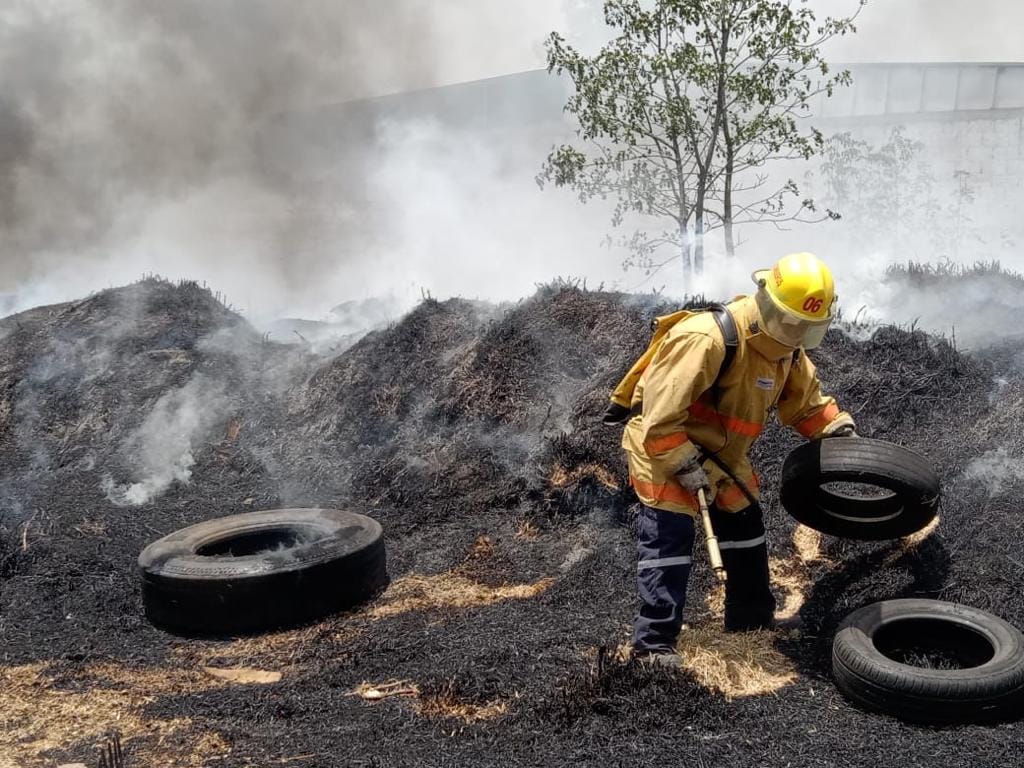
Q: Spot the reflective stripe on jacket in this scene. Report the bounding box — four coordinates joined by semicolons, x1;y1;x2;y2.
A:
621;295;852;516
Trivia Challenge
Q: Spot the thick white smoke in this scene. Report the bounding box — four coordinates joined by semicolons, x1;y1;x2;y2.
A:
0;1;576;322
102;374;229;506
2;0;1023;339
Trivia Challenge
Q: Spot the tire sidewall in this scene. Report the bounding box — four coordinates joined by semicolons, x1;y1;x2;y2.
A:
781;438;940;540
833;599;1024;722
138;508;387;636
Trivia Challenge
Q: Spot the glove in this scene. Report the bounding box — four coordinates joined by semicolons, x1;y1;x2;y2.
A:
821;415;857;438
601;402;631;425
676;456;710;494
830;424;859;438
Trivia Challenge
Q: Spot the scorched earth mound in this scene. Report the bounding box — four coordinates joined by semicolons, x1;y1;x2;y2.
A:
1;276;1022;766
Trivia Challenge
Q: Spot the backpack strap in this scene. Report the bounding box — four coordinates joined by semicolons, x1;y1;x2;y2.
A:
710;304;739;379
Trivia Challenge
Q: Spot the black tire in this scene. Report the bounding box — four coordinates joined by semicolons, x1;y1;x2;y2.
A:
138;508;387;636
832;599;1024;723
779;437;939;540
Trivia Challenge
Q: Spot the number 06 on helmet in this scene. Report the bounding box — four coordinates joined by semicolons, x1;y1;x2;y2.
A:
752;252;836;350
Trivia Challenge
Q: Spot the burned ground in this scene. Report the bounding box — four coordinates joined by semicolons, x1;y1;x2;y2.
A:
1;277;1022;767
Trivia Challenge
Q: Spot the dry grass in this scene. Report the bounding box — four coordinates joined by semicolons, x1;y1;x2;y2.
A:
0;655;293;765
466;534;495;561
417;693;510;723
366;572;555;620
886;515;941;563
202;667;282;684
793;525;830;565
71;517;108;537
515;518;541;539
172;622;357;668
703;556;808;621
349;679;510;723
548;463;620;490
1;541;554;761
676;523;841;698
771;556;813;621
680;515;939;699
706;524;834;621
0;662;230;766
676;626;797;699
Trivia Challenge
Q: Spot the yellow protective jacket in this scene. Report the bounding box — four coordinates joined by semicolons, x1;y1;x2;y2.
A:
621;295;853;516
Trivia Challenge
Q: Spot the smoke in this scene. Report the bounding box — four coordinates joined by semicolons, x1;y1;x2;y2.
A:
962;447;1024;496
102;374;229;506
3;0;1023;340
0;1;574;321
357;119;623;303
817;0;1024;63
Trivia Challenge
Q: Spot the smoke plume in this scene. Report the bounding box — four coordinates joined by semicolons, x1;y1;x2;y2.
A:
2;1;1023;341
0;1;573;320
102;374;229;506
962;447;1024;496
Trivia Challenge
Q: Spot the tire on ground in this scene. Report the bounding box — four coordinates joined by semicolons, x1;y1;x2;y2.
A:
780;437;939;540
832;599;1024;723
138;508;387;636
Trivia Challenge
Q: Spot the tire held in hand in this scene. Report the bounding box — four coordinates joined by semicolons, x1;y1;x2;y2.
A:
780;437;939;540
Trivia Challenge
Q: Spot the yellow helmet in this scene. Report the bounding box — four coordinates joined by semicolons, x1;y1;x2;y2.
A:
752;252;836;349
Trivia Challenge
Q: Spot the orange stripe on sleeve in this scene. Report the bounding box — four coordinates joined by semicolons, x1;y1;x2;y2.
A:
795;402;840;438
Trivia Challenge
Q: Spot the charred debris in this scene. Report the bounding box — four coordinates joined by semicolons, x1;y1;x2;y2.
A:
1;274;1023;766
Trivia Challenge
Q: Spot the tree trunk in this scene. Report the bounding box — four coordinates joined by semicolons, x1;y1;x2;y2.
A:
693;9;730;276
694;200;705;275
679;220;692;279
723;115;736;258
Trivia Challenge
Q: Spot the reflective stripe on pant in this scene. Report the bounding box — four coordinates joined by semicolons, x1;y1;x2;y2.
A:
709;501;776;632
632;505;695;653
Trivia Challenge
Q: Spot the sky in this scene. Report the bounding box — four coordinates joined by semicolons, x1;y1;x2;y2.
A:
1;0;1022;326
818;0;1024;64
363;0;1024;96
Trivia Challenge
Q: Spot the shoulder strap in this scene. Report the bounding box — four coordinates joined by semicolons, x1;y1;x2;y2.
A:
710;304;739;380
610;304;737;422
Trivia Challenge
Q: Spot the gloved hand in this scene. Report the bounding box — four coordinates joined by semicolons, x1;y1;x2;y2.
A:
676;456;710;494
830;424;859;438
601;402;631;425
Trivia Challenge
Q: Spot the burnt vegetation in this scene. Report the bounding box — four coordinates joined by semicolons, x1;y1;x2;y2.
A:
1;275;1023;766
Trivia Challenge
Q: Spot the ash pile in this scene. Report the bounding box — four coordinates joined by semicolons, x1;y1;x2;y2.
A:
1;274;1022;767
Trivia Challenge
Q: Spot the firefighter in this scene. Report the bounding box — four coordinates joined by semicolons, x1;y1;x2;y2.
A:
609;252;856;668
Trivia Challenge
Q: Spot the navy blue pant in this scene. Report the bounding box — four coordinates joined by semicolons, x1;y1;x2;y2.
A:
632;502;777;653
